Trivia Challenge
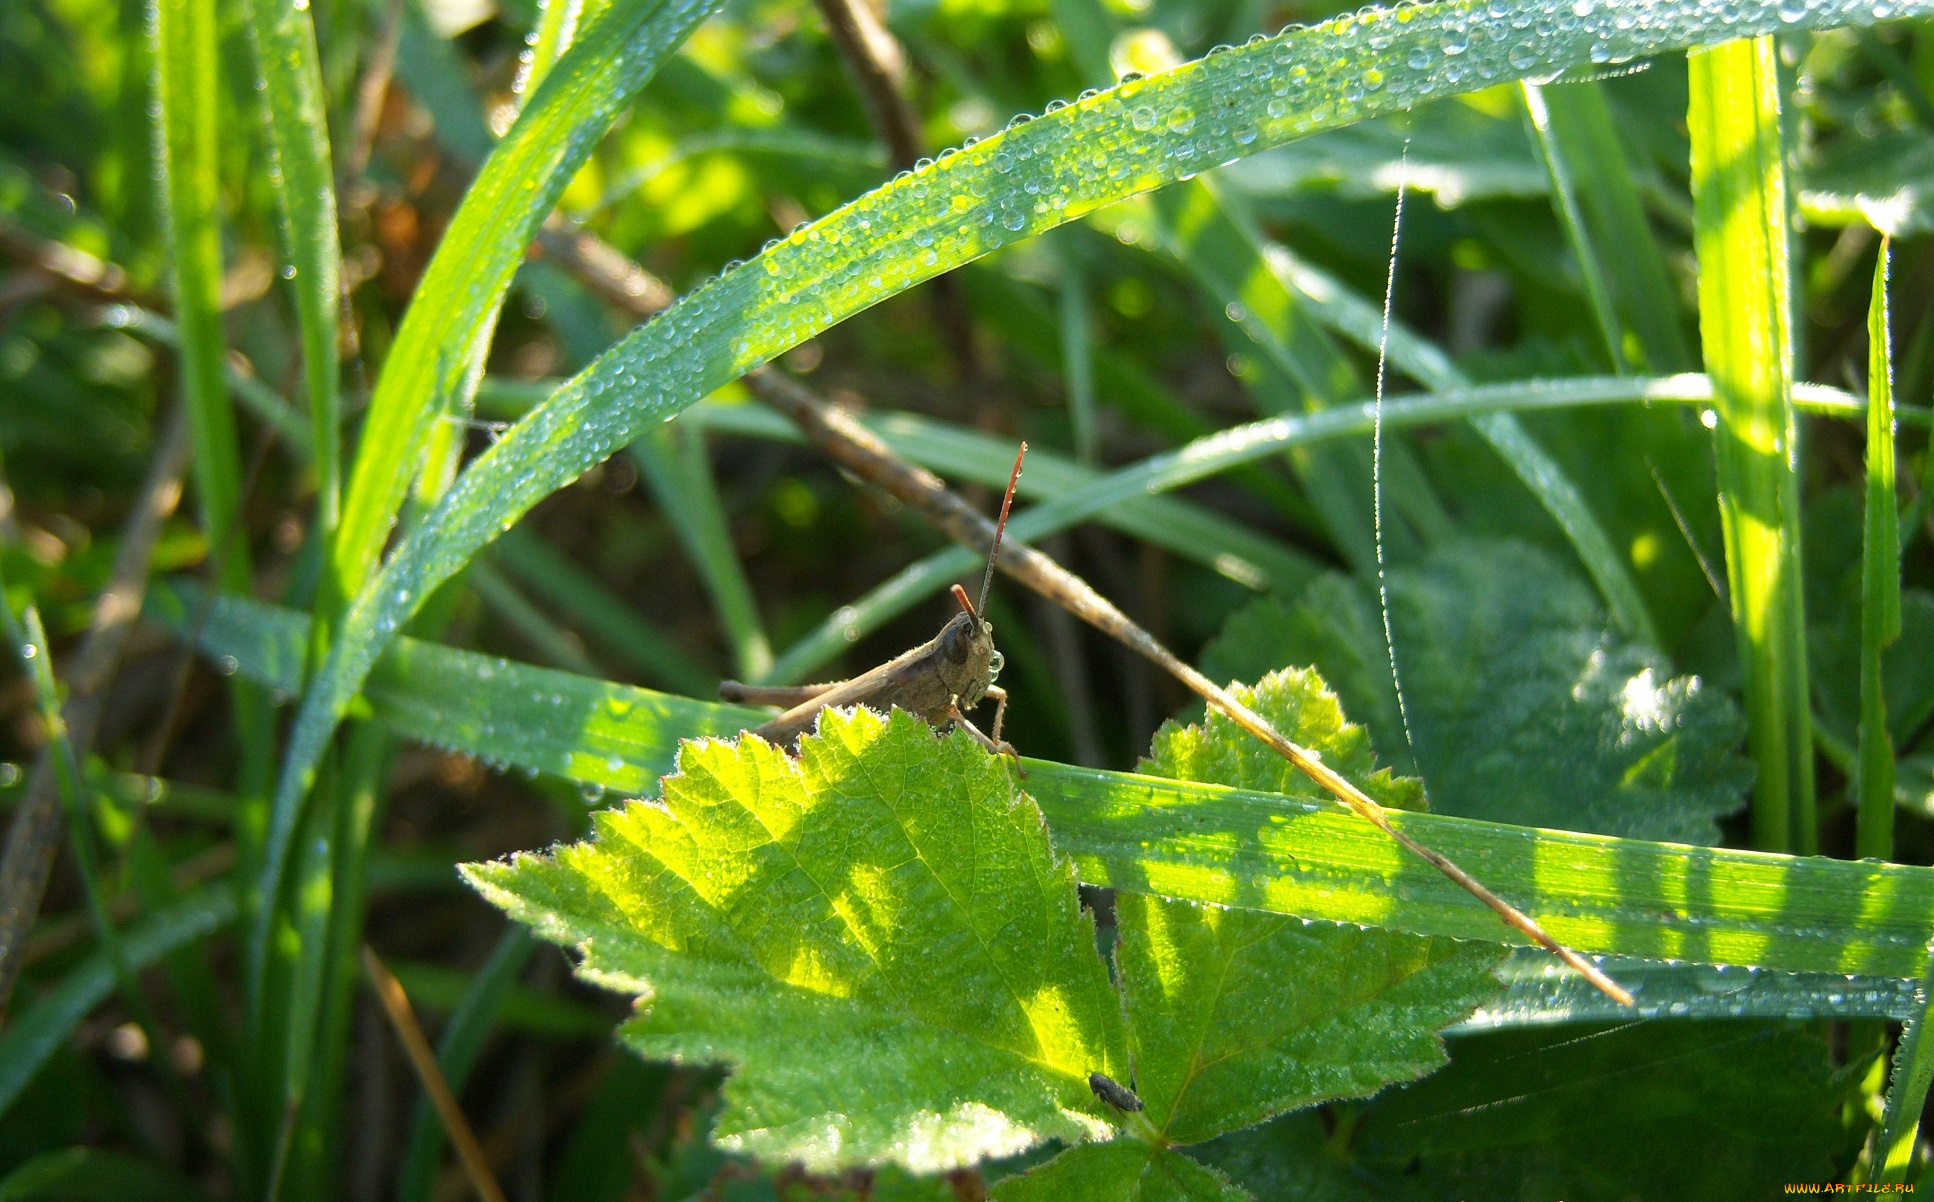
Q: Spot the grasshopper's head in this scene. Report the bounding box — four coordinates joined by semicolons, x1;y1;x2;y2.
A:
945;585;1002;705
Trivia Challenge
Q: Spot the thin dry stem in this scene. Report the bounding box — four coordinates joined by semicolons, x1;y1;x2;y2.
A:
361;946;510;1202
752;374;1635;1008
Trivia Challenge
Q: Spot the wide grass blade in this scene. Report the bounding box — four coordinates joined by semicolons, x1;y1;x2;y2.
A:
254;0;731;1010
162;586;1934;984
1689;36;1816;853
321;0;731;629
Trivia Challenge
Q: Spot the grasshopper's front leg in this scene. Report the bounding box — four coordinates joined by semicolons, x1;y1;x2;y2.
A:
948;689;1022;774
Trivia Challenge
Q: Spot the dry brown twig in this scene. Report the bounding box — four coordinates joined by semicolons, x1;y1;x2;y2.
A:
750;373;1636;1008
362;945;510;1202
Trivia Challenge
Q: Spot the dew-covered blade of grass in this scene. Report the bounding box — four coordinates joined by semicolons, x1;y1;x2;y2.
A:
1689;36;1815;854
168;585;1934;984
1858;239;1901;861
153;0;248;591
242;0;342;532
322;0;730;627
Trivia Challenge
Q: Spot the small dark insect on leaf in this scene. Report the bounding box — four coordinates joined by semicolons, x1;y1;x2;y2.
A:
1089;1071;1144;1112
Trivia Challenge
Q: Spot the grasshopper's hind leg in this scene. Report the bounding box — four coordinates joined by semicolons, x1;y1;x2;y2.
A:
718;681;839;707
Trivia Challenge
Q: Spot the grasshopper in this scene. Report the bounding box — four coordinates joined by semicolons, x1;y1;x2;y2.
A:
719;445;1027;756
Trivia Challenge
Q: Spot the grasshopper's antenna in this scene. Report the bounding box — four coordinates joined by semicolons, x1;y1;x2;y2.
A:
978;443;1027;618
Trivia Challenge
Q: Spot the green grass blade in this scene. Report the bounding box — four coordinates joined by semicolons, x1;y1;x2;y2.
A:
518;0;586;100
626;426;772;680
1689;36;1816;854
0;573;175;1127
490;527;716;695
273;0;1930;1008
1456;949;1924;1031
1858;239;1901;861
518;261;771;682
756;376;1762;683
1056;236;1099;465
152;0;248;591
1522;81;1631;371
322;0;730;628
256;0;729;1008
1877;942;1934;1183
242;0;342;533
168;588;1934;984
1520;79;1693;373
0;883;236;1117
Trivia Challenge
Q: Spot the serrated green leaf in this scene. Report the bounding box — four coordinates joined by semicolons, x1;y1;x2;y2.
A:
462;706;1126;1174
991;1140;1251;1202
1203;540;1751;845
1142;668;1423;815
1128;667;1501;1146
1116;894;1499;1146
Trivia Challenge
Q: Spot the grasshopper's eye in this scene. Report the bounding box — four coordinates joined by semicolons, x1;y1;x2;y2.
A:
987;650;1004;679
942;619;973;663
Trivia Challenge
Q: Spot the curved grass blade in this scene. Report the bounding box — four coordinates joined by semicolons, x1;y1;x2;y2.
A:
272;0;1934;1027
759;375;1873;684
256;0;732;1000
323;0;730;625
1690;36;1815;854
